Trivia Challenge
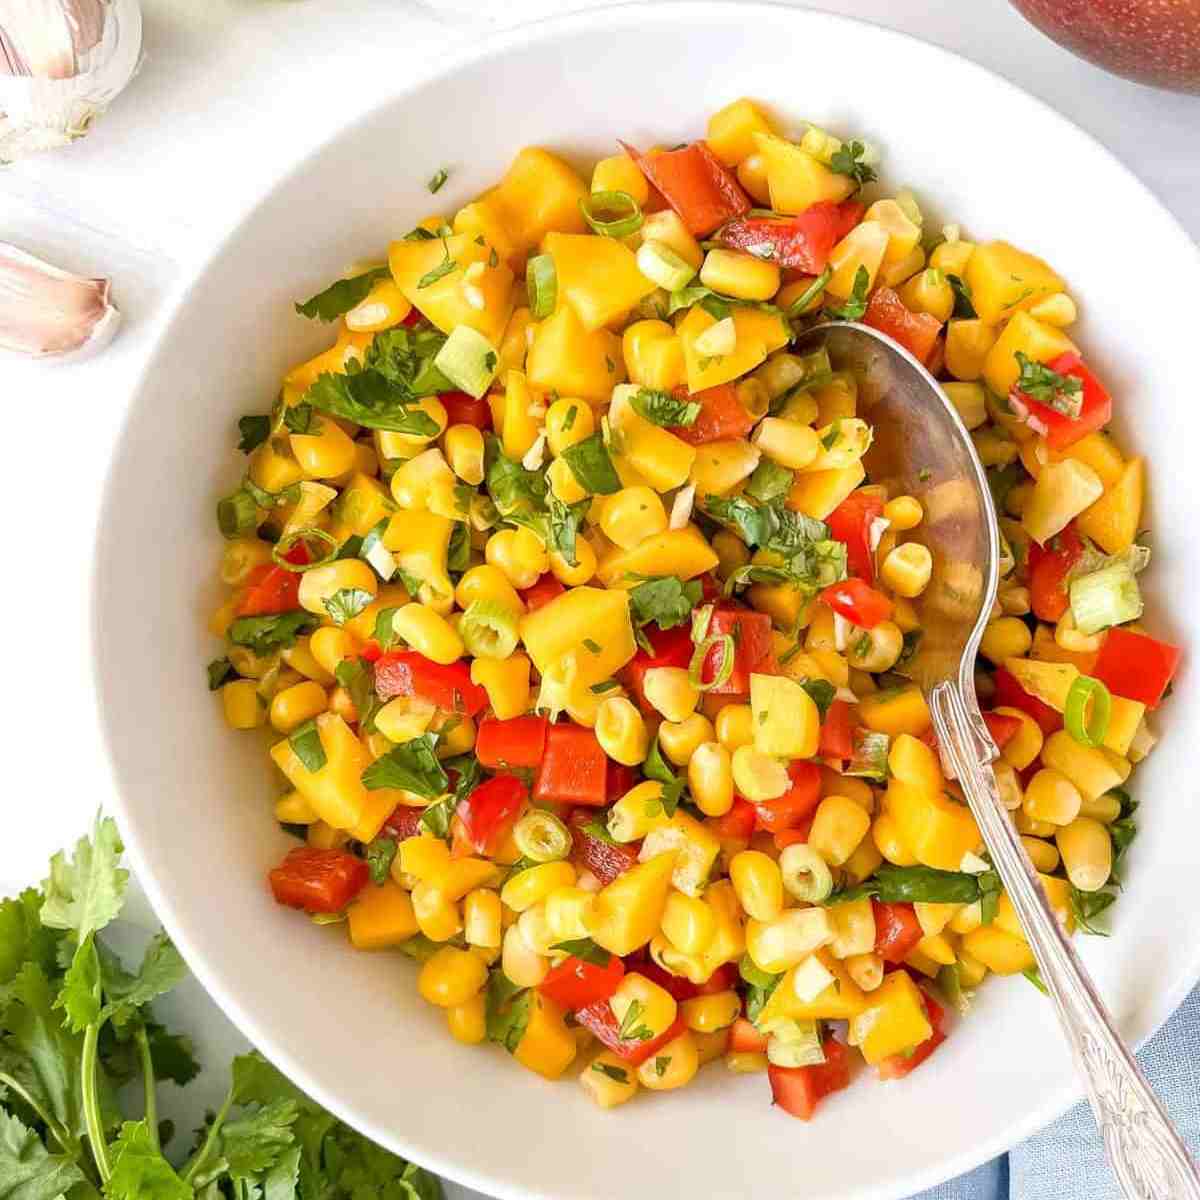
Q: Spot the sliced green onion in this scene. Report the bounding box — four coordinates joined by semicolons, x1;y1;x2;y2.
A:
578;190;644;239
636;239;696;291
690;602;714;644
458;599;520;660
1064;675;1112;748
1069;561;1144;635
360;517;396;581
765;1018;825;1067
217;489;259;538
513;810;572;863
526;253;558;319
271;527;339;572
688;634;734;691
778;843;834;903
310;910;347;925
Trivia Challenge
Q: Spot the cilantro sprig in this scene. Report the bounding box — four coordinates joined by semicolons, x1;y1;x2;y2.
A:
0;815;444;1200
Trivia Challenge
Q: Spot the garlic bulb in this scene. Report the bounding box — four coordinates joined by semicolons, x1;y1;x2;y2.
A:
0;240;120;359
0;0;142;161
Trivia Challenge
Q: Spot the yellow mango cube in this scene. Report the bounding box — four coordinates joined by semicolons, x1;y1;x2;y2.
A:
453;197;520;269
388;233;514;344
826;221;890;299
965;240;1065;326
864;198;921;266
513;993;578;1080
1076;456;1143;555
544;232;656;331
592;152;650;205
489;148;589;256
961;925;1036;974
982;311;1077;399
519;586;636;687
596;525;719;587
786;461;865;520
752;132;854;214
622;319;687;392
857;686;933;737
755;949;867;1025
585;852;678;956
331;473;394;538
750;674;819;759
885;780;980;871
347;882;419;950
269;714;394;842
677;305;790;393
1054;431;1125;488
850;969;933;1064
707;99;774;166
527;304;625;403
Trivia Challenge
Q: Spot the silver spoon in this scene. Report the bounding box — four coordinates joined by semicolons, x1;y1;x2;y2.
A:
794;321;1200;1200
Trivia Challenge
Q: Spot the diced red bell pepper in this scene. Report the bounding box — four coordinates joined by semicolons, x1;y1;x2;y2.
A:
755;761;821;833
568;809;640;884
635;960;703;1003
1092;627;1181;710
992;666;1063;734
826;491;885;582
606;761;638;805
729;1016;770;1054
768;1038;851;1120
574;1003;688;1066
698;572;723;604
621;140;750;237
624;624;695;711
539;953;625;1011
715;200;862;274
872;900;924;964
701;608;774;695
698;964;739;995
863;286;943;365
374;650;489;716
268;847;369;913
1027;523;1085;622
381;805;424;841
877;992;947;1079
982;710;1022;751
237;564;301;617
535;724;609;806
1012;352;1113;450
711;797;757;841
475;714;548;770
358;639;383;663
774;823;814;851
668;382;757;445
818;700;855;760
400;308;424;328
820;578;893;630
518;574;566;612
438;389;493;430
455;775;527;857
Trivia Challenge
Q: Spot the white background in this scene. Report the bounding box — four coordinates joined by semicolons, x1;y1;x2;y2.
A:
1;0;1197;1193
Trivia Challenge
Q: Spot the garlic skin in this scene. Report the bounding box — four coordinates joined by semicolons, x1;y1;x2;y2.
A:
0;0;142;161
0;240;120;359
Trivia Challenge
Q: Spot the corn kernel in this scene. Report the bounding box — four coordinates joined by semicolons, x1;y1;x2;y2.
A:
594;696;650;766
1023;768;1082;826
715;704;754;752
501;922;549;988
659;713;716;766
1056;816;1113;892
753;417;820;470
642;666;700;723
418;946;488;1008
731;745;789;802
446;993;487;1044
581;1051;639;1108
687;741;735;817
637;1031;700;1090
222;680;264;729
611;972;678;1040
729;851;784;922
662;891;718;955
600;486;669;551
486;526;549;589
700;248;780;301
880;542;933;598
500;861;577;912
809;795;871;866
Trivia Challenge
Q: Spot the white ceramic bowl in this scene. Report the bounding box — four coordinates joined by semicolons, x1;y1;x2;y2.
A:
93;5;1200;1198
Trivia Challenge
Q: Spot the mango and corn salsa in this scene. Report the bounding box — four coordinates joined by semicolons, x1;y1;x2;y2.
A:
208;99;1178;1120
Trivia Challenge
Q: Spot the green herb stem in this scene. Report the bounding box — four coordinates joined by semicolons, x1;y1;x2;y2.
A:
136;1025;159;1153
180;1084;235;1186
81;1018;112;1183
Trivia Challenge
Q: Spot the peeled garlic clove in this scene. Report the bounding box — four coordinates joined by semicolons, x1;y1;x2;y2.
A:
0;0;142;160
0;240;120;359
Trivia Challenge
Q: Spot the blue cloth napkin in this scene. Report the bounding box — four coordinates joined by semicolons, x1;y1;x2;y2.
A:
914;982;1200;1198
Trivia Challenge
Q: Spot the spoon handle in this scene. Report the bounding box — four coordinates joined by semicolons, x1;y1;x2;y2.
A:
930;680;1200;1200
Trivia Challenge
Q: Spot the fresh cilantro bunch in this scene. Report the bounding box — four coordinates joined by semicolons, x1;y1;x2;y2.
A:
0;814;444;1200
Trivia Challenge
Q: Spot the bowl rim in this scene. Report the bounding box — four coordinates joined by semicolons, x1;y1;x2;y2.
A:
89;3;1200;1198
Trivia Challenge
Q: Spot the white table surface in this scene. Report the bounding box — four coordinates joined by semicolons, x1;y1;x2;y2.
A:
1;0;1197;1193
